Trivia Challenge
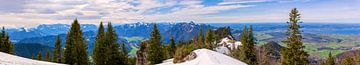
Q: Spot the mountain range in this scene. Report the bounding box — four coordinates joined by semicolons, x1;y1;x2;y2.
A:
7;22;360;59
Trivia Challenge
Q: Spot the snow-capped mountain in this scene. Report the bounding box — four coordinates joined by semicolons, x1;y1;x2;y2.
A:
0;52;64;65
157;49;247;65
6;24;97;41
11;22;214;58
13;22;213;45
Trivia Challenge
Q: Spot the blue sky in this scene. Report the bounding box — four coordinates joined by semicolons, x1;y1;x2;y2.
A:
0;0;359;27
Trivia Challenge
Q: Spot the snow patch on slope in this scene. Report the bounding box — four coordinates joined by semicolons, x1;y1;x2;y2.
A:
215;46;230;54
0;52;65;65
157;49;247;65
217;37;242;50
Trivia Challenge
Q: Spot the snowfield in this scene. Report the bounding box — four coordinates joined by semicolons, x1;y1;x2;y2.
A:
0;52;65;65
215;37;242;54
157;49;247;65
217;37;241;50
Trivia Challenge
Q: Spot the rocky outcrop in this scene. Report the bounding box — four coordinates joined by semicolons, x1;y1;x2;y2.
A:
174;52;197;63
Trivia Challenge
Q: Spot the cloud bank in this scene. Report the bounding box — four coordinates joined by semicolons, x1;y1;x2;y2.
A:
0;0;359;27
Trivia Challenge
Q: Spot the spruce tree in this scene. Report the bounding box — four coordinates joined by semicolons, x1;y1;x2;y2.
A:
198;27;205;48
0;27;14;54
46;50;51;62
324;52;335;65
120;43;129;61
280;8;309;65
37;52;43;60
239;26;248;60
104;22;127;65
64;18;89;65
147;24;165;64
239;25;257;65
247;25;258;65
259;48;270;65
92;22;106;65
32;53;35;59
340;57;355;65
205;28;215;50
355;50;360;64
120;43;128;63
53;35;62;63
168;36;176;58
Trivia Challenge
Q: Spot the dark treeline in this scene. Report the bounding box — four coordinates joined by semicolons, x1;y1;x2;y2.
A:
0;27;14;54
2;8;360;65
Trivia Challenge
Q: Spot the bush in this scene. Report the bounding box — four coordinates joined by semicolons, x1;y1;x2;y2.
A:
173;43;197;63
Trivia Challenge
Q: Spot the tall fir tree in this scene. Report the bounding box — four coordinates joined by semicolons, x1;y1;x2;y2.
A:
355;50;360;64
32;53;35;59
239;25;257;65
46;50;52;62
340;57;355;65
239;26;248;60
120;43;128;63
147;24;165;64
259;48;270;65
64;18;89;65
53;35;62;63
104;22;127;65
92;22;106;65
0;27;14;54
205;28;215;50
37;51;43;60
321;52;335;65
198;27;205;48
280;8;309;65
168;36;176;58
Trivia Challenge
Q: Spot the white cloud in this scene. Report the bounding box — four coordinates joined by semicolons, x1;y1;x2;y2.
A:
0;0;358;27
218;0;269;5
0;0;254;27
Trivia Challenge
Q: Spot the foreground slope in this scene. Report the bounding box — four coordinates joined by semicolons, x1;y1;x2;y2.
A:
158;49;247;65
0;52;64;65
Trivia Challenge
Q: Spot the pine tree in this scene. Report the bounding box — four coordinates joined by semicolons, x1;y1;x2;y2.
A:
280;8;309;65
32;53;35;59
37;52;43;60
120;43;128;64
147;24;165;64
168;36;176;58
239;25;257;65
64;18;89;65
198;27;205;48
259;48;270;65
237;26;248;60
248;25;257;65
340;57;354;65
46;50;52;62
324;52;335;65
0;27;14;54
205;28;215;50
355;50;360;64
104;22;127;65
92;22;106;65
53;35;62;63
